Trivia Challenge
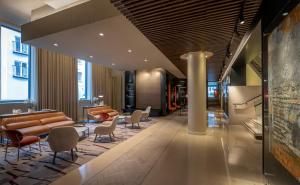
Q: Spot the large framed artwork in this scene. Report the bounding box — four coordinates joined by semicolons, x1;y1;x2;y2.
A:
268;3;300;181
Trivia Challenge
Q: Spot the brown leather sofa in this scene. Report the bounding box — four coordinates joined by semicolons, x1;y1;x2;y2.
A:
87;106;119;122
1;112;74;136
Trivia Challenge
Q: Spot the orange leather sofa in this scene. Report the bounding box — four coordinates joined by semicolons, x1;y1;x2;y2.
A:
87;106;119;122
1;112;74;136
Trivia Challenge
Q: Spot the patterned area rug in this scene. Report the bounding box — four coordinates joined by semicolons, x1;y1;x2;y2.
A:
0;119;156;185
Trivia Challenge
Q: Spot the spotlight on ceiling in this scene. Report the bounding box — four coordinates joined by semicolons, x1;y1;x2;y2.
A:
53;43;58;47
99;33;104;37
282;12;288;16
144;58;148;62
239;14;245;24
89;55;93;58
112;63;115;66
128;49;132;53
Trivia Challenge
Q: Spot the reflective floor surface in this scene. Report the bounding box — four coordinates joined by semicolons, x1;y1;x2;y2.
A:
51;110;265;185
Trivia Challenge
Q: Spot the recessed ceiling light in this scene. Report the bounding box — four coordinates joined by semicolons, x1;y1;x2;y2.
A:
112;63;115;66
99;33;104;36
53;43;58;47
89;55;93;58
282;12;288;16
144;58;148;62
239;14;245;25
128;49;132;53
205;55;208;58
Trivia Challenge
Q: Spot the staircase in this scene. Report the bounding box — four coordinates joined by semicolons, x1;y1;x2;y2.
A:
242;118;262;139
233;95;262;140
249;54;262;78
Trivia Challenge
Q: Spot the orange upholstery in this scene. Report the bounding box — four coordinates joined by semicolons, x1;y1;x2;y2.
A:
87;106;119;122
18;126;49;136
2;112;74;136
40;116;70;125
6;120;41;130
45;121;74;129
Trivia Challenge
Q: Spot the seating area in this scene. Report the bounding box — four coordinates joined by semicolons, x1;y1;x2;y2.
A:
87;106;119;122
1;112;74;136
0;118;156;184
1;0;295;184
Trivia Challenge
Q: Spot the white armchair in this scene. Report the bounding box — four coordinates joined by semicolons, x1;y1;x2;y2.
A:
94;116;119;142
141;106;151;120
47;126;79;164
124;110;143;128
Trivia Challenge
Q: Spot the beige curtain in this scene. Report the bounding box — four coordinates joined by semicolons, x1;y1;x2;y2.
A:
112;72;123;111
37;48;78;120
92;63;113;106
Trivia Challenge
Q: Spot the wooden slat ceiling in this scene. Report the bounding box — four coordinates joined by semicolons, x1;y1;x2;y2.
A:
111;0;262;81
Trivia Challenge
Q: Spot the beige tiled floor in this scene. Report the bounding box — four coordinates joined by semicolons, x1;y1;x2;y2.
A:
51;112;265;185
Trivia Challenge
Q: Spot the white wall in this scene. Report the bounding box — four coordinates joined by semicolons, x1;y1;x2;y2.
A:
228;86;261;125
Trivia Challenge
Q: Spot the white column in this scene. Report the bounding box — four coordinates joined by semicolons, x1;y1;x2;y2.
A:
181;51;213;135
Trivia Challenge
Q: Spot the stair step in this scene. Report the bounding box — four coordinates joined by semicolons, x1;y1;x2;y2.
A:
242;119;262;140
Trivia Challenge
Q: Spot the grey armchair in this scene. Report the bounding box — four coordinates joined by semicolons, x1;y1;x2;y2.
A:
94;116;119;142
47;126;79;164
124;110;143;128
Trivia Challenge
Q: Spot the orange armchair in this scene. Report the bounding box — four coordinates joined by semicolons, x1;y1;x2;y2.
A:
4;130;41;161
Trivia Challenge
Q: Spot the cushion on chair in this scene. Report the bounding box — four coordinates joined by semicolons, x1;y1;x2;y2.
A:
6;120;41;130
40;116;70;125
46;121;74;129
19;136;40;147
18;125;49;136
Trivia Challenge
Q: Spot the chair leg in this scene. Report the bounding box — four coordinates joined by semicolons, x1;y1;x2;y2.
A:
138;122;140;128
29;145;31;151
132;123;134;128
53;152;57;164
4;141;8;160
75;146;78;152
112;132;115;137
71;149;74;161
94;134;98;142
39;141;42;155
109;134;112;141
17;147;20;161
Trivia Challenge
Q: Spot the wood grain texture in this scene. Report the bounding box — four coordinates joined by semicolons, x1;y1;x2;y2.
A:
111;0;262;81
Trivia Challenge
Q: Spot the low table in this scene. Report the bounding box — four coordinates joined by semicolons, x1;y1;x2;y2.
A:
74;126;89;138
117;115;130;123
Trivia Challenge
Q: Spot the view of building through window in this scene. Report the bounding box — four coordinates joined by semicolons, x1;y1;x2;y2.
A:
208;82;218;98
0;26;30;100
78;59;87;99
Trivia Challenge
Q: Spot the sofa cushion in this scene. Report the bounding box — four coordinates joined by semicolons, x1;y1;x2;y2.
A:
40;116;69;125
94;113;110;121
5;120;41;130
87;106;111;114
45;121;74;129
107;111;119;117
18;125;49;136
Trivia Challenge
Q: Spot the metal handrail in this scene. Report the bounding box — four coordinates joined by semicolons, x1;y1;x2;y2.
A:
233;95;262;106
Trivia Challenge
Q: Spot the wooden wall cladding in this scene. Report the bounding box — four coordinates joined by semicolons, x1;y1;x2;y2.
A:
111;0;262;81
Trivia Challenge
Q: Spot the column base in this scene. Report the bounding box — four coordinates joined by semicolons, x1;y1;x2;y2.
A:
187;129;206;135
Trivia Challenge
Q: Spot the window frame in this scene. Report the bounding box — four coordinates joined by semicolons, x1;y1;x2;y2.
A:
0;24;31;103
77;59;88;100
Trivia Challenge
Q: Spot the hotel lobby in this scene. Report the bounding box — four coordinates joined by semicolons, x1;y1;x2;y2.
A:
0;0;299;185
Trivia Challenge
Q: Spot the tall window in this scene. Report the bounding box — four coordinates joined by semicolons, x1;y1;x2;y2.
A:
78;59;87;99
0;26;30;101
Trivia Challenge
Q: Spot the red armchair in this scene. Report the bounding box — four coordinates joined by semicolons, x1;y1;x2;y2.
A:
4;130;41;161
